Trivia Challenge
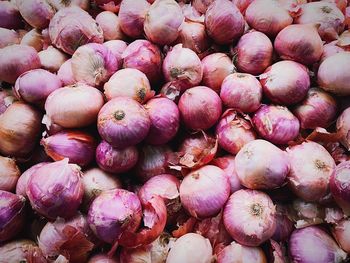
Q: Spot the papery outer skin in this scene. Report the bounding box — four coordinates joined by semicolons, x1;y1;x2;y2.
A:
57;59;76;86
88;189;142;244
20;28;44;52
223;189;276;246
88;253;120;263
0;156;20;192
96;11;125;41
287;141;336;202
252;105;300;145
97;97;151;149
96;140;138;173
180;165;230;219
26;159;84;219
220;73;262;113
103;40;128;68
0;28;20;48
336;107;350;150
217;241;267;263
0;239;46;263
333;219;350;253
330;161;350;215
0;1;23;29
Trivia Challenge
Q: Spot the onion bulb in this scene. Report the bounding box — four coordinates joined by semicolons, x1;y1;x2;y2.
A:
336;107;350;151
95;11;125;41
38;45;68;73
217;241;267;263
332;219;350;253
330;161;350;216
0;156;20;192
0;239;46;263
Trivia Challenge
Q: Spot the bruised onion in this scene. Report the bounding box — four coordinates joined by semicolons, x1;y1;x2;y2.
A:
57;59;75;86
0;239;46;263
38;46;68;73
223;189;276;246
333;219;350;253
20;29;44;52
337;107;350;150
0;156;20;192
0;28;19;48
96;11;125;41
287;141;335;202
0;1;23;29
103;40;128;68
330;161;350;215
217;241;267;263
88;253;119;263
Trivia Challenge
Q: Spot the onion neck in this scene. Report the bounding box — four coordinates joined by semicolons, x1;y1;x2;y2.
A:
250;203;263;217
114;110;125;121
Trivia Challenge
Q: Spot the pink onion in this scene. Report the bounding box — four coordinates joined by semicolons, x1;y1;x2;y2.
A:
0;44;41;84
119;0;150;38
215;110;257;155
49;6;104;55
205;0;245;44
0;156;20;192
223;189;276;246
295;2;345;41
163;44;203;90
0;239;46;263
144;97;180;145
235;31;273;75
272;204;294;242
330;161;350;216
193;0;215;14
318;52;350;96
179;86;222;130
103;40;128;68
122;40;162;84
38;45;68;73
201;53;235;93
0;89;16;115
252;105;300;145
181;3;205;23
14;69;62;107
96;11;125;41
88;253;119;263
333;219;350;253
294;88;338;129
166;233;213;263
97;97;151;149
289;226;347;263
0;102;42;158
232;0;254;14
44;83;104;129
0;191;26;242
220;73;262;113
217;241;267;263
287;141;335;202
336;107;350;150
96;140;138;173
274;24;323;65
71;43;119;88
180;165;230;219
27;159;84;219
0;1;23;29
144;0;184;45
0;28;19;48
57;59;75;86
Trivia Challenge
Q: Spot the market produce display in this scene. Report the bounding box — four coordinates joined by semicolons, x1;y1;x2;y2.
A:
1;0;350;262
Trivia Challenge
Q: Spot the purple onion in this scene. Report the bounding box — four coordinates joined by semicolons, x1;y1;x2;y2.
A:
0;239;46;263
0;1;23;29
0;156;20;192
103;40;128;68
272;204;294;242
57;59;76;86
330;161;350;216
217;241;267;263
95;11;125;41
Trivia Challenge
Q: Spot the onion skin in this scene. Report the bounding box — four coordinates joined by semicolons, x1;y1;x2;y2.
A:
0;102;42;158
223;189;276;247
57;59;76;86
332;219;350;253
103;40;128;68
179;86;222;130
220;73;262;113
0;89;16;115
252;105;300;145
88;253;120;263
293;88;338;129
193;0;215;14
0;239;46;263
0;156;20;192
272;204;294;242
38;45;68;73
0;44;41;84
336;107;350;150
330;161;350;216
0;28;20;48
205;0;245;45
217;241;267;263
0;191;26;242
96;11;125;41
20;29;44;52
287;141;336;202
0;1;23;29
50;0;90;10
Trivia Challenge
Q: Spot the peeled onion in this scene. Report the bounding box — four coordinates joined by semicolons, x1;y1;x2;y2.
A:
0;156;20;192
95;11;125;41
217;241;267;263
336;107;350;150
330;161;350;215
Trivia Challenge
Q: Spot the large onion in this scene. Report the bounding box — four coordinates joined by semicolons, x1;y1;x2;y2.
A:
0;156;20;192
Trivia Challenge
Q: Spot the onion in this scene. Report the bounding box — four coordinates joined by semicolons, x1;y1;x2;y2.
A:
0;44;41;84
88;253;120;263
0;28;20;48
103;40;128;68
0;191;26;242
235;31;273;75
205;0;245;44
144;0;184;45
274;24;323;65
96;140;138;173
332;219;350;253
0;239;46;263
272;204;294;242
287;141;335;202
119;0;150;39
181;3;205;23
180;165;230;219
0;1;23;29
97;97;151;149
17;0;55;29
38;45;68;73
232;0;254;14
0;156;20;192
57;59;76;86
0;88;16;115
295;2;345;41
26;159;84;219
14;69;62;107
96;11;125;41
122;40;162;84
252;105;300;145
245;0;293;37
163;44;203;90
330;161;350;216
325;206;344;224
0;102;42;158
179;86;222;130
201;53;235;93
193;0;215;14
49;0;90;10
217;241;267;263
93;0;121;12
289;226;347;263
220;73;262;113
71;43;119;88
20;28;44;52
294;88;338;129
318;52;350;96
223;189;276;246
166;233;213;263
288;199;325;228
144;97;180;145
336;107;350;150
49;6;104;55
44;83;104;129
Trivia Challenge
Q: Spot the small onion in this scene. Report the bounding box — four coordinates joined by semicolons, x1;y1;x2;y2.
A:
179;86;222;130
0;89;16;115
0;239;46;263
0;28;20;48
0;156;20;192
26;159;84;219
57;59;76;86
103;40;128;68
330;161;350;216
287;141;335;202
204;0;245;45
274;24;323;66
201;53;235;93
217;241;267;263
180;165;230;219
252;105;300;145
88;253;120;263
38;45;68;73
332;219;350;253
336;107;350;150
96;140;138;173
220;73;262;113
97;97;151;149
0;191;26;242
96;11;125;41
0;1;23;29
223;189;276;246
